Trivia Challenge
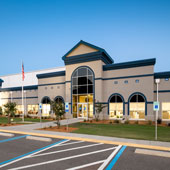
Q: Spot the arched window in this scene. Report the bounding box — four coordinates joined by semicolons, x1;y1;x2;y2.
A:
72;67;94;118
41;96;51;117
54;96;64;105
109;94;124;119
129;93;146;119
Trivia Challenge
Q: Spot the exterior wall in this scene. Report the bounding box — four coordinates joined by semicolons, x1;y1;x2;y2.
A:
66;44;98;57
38;76;66;103
0;89;38;115
65;60;104;117
154;78;170;121
103;66;154;120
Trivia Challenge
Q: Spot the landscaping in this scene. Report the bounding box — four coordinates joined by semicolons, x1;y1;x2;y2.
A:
69;122;170;142
0;116;53;126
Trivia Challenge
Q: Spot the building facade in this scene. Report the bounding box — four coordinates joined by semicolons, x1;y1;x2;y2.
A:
0;40;170;121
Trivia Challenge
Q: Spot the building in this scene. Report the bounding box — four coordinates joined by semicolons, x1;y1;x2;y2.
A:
0;40;170;121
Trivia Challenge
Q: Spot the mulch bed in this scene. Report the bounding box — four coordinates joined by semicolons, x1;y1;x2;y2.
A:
0;123;25;127
38;126;78;133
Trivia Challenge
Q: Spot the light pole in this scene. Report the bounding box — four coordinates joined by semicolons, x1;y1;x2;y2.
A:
10;91;13;103
155;79;160;140
24;90;26;117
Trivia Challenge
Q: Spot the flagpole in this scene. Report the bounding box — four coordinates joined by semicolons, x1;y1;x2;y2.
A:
22;61;24;122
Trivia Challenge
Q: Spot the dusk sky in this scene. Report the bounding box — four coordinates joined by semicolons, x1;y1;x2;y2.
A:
0;0;170;75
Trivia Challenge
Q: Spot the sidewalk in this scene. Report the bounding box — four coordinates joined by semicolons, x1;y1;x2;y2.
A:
0;119;170;150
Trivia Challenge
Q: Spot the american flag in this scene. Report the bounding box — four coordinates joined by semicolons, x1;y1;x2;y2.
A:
22;62;25;81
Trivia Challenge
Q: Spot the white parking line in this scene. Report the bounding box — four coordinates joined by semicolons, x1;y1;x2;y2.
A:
58;140;84;146
9;147;118;170
0;139;69;168
30;143;103;158
66;160;105;170
98;145;122;170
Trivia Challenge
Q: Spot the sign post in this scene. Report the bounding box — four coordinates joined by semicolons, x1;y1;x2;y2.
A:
154;79;160;141
39;103;42;128
153;101;159;141
65;102;69;131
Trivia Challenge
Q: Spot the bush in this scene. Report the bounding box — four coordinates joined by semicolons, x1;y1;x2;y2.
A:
90;120;93;123
167;123;170;127
135;121;139;124
125;119;129;124
84;119;86;122
0;106;3;115
114;119;120;124
148;120;152;125
157;118;162;124
109;120;112;124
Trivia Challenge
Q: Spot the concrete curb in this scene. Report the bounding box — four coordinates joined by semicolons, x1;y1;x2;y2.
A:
135;148;170;158
26;135;52;142
0;132;14;137
0;129;170;151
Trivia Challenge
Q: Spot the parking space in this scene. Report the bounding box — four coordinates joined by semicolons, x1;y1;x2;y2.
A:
0;132;122;170
0;132;170;170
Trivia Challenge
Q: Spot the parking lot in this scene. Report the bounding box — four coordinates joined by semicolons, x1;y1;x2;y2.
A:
0;132;170;170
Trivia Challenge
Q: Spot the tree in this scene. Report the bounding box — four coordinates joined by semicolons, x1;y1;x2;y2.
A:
95;103;107;121
51;100;65;128
3;102;17;124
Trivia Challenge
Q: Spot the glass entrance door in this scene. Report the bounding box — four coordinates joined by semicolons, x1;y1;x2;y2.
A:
78;103;88;118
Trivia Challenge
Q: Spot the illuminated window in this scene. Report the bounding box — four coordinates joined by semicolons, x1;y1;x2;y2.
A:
129;94;145;119
109;94;124;119
27;105;38;115
162;103;170;119
16;105;24;115
42;96;51;117
72;67;94;118
54;96;64;105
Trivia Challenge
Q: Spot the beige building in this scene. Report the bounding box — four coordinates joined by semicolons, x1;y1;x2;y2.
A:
0;40;170;121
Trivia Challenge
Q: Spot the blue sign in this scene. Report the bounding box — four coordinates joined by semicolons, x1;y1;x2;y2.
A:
153;102;159;111
65;102;69;112
39;103;42;110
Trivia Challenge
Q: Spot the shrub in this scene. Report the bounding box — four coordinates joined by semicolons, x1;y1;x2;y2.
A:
148;120;152;125
167;123;170;127
90;120;93;123
135;121;139;124
109;120;112;124
114;119;120;124
0;106;3;115
84;119;86;122
157;118;162;124
125;119;129;124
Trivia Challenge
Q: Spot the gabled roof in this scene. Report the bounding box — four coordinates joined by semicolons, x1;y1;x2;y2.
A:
154;71;170;79
103;58;156;71
62;40;114;65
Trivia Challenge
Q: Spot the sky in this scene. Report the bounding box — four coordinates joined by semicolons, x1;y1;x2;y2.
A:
0;0;170;75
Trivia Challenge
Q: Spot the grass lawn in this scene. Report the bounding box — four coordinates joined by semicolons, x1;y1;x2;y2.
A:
70;123;170;142
0;117;53;124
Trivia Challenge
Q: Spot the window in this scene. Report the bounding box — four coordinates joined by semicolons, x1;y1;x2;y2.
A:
54;96;64;105
162;103;170;119
16;105;24;115
109;94;124;119
135;79;139;83
129;94;145;119
28;105;38;115
124;80;128;84
114;81;118;84
41;97;51;117
72;67;94;118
